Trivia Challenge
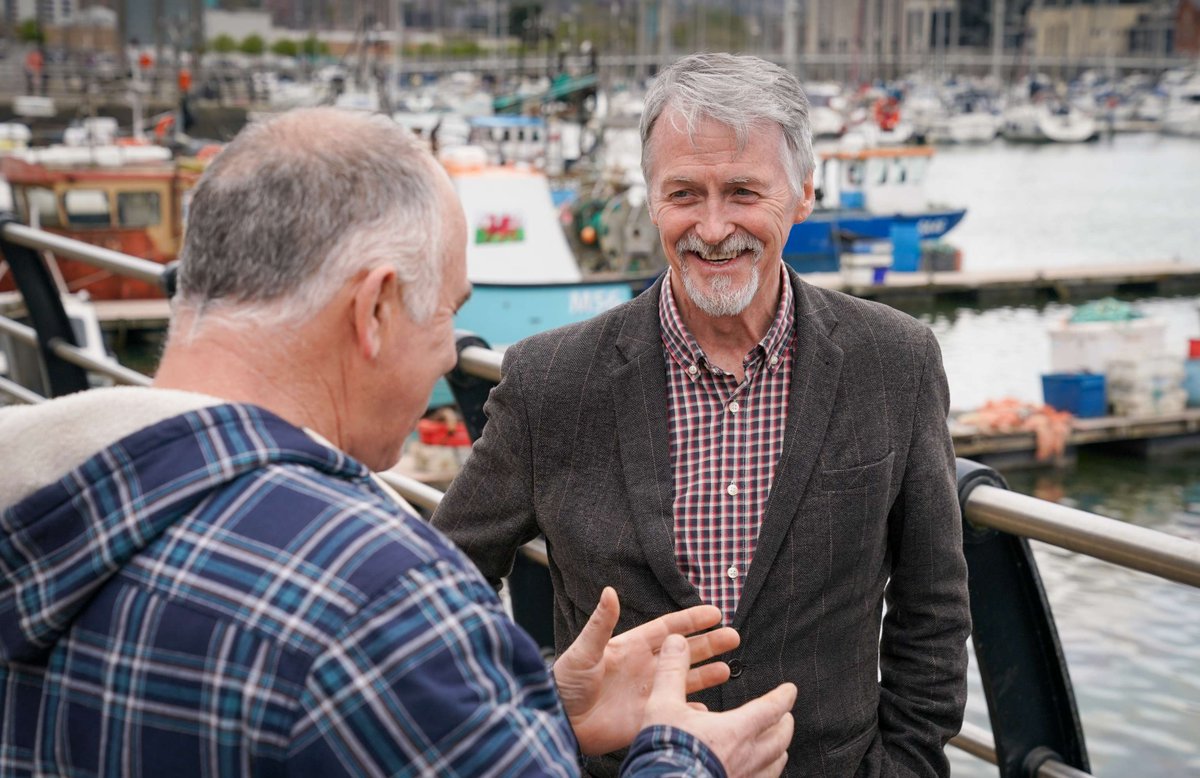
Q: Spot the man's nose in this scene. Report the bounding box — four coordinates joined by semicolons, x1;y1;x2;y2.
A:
694;201;735;246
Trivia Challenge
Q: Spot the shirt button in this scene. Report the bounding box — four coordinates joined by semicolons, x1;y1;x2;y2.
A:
726;565;739;579
770;355;779;366
726;483;738;496
728;659;744;677
688;364;698;376
729;401;740;413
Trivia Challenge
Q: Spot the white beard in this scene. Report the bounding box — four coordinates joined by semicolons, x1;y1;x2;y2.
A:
681;262;761;317
676;231;765;317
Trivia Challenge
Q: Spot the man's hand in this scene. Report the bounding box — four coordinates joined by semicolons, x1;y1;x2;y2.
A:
644;634;797;778
553;587;740;756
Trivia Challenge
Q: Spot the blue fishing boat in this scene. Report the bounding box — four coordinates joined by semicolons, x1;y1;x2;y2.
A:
785;146;966;272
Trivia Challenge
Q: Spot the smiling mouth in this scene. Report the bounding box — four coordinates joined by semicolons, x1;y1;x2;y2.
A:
688;250;745;266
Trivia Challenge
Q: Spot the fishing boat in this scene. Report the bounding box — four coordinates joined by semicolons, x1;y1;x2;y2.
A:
785;146;966;273
0;144;200;300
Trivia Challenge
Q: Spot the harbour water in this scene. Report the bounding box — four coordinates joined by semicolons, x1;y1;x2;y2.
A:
901;133;1200;776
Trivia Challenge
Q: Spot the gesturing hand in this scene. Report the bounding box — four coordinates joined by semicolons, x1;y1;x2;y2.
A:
644;634;797;778
552;586;740;756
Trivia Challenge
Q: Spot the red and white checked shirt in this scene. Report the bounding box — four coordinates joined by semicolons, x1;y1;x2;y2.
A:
660;268;795;622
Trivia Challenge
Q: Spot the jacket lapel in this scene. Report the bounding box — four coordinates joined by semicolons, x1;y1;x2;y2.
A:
610;279;703;610
734;272;843;627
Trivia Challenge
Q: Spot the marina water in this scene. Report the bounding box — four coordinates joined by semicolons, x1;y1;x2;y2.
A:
909;132;1200;775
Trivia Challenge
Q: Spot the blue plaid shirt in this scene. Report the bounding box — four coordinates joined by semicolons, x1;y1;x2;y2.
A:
0;403;722;777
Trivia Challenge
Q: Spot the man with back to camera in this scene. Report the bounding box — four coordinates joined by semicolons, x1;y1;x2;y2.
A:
434;54;972;777
0;106;798;777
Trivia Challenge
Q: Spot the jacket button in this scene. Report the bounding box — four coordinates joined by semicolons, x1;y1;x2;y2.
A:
728;659;744;678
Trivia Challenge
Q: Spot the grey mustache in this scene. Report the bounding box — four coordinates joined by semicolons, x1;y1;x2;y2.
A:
676;232;765;259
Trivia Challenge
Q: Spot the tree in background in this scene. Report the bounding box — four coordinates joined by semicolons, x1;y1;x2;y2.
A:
211;34;237;54
300;36;329;58
18;19;44;45
271;39;299;58
240;34;265;56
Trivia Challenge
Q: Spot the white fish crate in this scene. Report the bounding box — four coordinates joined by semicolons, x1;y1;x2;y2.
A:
1048;318;1167;374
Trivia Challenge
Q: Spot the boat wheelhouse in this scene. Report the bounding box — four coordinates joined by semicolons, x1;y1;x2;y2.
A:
785;146;966;272
1;146;199;300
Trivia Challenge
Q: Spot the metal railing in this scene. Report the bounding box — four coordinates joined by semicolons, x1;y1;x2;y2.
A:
6;222;1200;778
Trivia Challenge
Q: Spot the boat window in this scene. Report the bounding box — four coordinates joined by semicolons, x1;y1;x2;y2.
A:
907;157;929;184
117;191;162;228
63;189;111;228
23;187;62;228
845;161;864;186
869;159;888;185
893;160;908;184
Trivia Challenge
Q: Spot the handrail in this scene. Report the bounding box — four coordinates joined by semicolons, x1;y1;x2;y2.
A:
46;338;152;387
0;313;39;347
458;345;502;383
377;470;548;566
2;222;166;285
0;375;44;404
965;484;1200;589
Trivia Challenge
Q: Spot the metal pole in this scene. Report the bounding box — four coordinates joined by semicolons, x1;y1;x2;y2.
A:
965;484;1200;589
991;0;1006;84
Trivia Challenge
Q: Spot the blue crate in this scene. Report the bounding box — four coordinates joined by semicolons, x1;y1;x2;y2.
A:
1041;372;1107;418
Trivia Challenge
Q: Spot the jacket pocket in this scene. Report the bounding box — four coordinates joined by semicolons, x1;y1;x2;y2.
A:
817;450;895;493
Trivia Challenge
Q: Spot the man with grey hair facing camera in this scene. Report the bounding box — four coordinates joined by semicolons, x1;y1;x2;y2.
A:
435;53;971;777
0;107;798;777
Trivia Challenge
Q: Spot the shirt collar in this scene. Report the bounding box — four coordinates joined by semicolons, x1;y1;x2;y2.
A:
659;265;795;380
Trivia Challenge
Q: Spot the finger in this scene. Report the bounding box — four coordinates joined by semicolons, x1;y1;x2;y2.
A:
685;660;730;694
729;683;798;735
761;751;789;778
684;626;740;664
628;604;725;645
686;702;709;712
647;633;690;705
757;712;795;755
569;587;620;666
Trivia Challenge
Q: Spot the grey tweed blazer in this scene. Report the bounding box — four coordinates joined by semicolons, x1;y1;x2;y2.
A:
433;269;970;777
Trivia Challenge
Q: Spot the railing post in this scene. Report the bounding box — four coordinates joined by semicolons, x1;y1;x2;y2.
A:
0;215;90;397
447;331;497;441
445;331;556;654
957;458;1091;778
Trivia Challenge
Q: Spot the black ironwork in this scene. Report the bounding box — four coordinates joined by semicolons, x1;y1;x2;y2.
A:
446;331;496;440
0;215;90;398
957;458;1090;778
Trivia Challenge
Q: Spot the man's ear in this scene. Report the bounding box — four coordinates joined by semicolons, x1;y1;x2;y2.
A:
794;173;816;224
352;265;399;361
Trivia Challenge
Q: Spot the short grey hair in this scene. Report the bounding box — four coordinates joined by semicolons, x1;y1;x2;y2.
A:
176;107;445;331
640;53;815;198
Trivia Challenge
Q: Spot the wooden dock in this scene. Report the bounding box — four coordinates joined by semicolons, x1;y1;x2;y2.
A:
951;408;1200;469
804;261;1200;305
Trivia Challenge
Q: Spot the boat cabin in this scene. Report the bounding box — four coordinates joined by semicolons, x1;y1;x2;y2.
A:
1;148;199;300
819;146;934;214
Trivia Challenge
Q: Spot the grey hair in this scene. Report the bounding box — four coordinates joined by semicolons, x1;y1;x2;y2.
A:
640;53;815;198
175;107;445;332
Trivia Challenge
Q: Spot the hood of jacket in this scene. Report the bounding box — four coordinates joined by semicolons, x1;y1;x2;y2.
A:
0;392;369;664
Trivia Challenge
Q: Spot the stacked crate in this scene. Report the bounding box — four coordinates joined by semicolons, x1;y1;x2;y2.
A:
1106;357;1188;417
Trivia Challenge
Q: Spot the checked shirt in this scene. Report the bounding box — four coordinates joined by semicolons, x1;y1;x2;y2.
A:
660;269;795;623
0;402;722;777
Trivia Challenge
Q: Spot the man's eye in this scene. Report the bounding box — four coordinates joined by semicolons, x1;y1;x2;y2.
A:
734;188;756;197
